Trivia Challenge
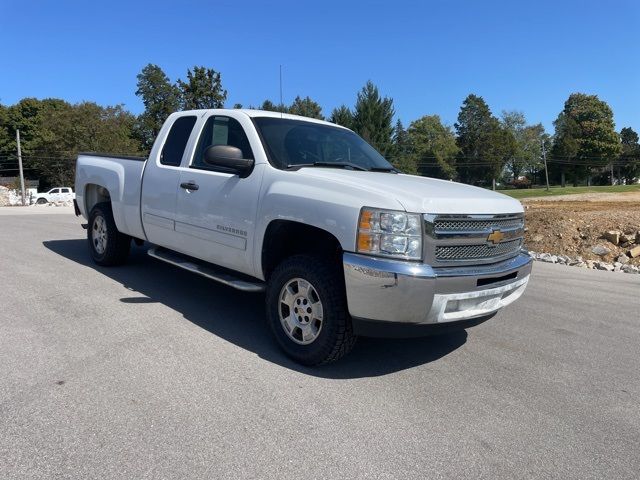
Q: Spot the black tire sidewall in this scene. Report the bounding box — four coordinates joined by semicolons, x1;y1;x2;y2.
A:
88;205;109;264
266;255;352;365
87;202;130;266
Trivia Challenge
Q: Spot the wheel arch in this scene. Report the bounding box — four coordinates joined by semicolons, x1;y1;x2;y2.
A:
261;220;343;280
84;183;112;215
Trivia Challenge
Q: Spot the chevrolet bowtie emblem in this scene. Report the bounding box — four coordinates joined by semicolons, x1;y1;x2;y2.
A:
487;229;505;245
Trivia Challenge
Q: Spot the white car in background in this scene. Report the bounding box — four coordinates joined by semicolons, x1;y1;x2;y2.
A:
34;187;75;204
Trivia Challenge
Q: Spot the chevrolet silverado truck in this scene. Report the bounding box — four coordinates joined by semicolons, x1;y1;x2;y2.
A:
74;109;532;365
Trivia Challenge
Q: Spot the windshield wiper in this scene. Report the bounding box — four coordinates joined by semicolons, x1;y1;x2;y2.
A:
286;162;368;171
369;166;399;173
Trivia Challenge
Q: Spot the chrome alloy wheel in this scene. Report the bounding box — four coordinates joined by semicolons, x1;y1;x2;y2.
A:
279;277;324;345
92;215;108;254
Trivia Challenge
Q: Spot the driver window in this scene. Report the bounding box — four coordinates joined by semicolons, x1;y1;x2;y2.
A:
191;116;254;169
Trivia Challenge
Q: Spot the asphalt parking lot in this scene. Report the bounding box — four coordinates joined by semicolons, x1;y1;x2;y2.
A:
1;208;639;479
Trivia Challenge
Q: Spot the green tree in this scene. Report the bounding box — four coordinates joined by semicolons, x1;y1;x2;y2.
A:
288;96;324;119
551;93;621;186
0;104;10;154
619;127;640;183
352;81;395;158
135;64;180;150
455;94;515;185
390;120;417;174
329;105;354;129
34;102;143;186
177;66;227;110
407;115;458;179
258;99;285;112
0;97;144;189
501;111;547;181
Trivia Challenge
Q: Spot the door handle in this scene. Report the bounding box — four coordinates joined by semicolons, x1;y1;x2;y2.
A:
180;181;199;191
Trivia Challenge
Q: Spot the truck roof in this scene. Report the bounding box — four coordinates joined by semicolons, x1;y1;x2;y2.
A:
176;108;350;130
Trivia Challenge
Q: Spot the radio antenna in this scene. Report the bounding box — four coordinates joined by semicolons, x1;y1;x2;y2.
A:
279;64;284;118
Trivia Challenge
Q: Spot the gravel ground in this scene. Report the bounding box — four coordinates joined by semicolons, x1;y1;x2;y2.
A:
1;210;639;479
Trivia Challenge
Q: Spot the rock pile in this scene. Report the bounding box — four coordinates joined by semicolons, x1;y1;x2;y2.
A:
596;229;640;259
529;230;640;274
529;244;640;275
0;186;9;206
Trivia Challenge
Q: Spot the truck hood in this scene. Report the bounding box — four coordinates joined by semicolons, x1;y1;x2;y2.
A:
296;169;523;214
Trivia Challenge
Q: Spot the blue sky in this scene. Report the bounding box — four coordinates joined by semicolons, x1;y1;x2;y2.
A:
0;0;638;133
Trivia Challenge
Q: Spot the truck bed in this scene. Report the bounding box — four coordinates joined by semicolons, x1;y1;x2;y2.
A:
75;153;148;240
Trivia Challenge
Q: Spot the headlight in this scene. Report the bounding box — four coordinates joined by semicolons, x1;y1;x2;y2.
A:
356;207;423;260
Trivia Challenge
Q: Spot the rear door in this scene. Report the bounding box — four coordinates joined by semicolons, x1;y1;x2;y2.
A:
140;114;198;250
174;114;263;276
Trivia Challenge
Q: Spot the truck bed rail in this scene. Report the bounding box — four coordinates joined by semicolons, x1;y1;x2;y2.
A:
78;152;147;161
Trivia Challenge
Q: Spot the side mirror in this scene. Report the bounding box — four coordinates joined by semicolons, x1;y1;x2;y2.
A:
203;145;254;178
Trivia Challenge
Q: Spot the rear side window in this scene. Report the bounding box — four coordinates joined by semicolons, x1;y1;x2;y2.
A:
161;116;197;166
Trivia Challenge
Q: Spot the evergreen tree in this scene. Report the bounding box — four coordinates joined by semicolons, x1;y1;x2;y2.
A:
329;105;354;129
288;96;324;119
391;119;417;174
352;81;395;158
177;66;227;110
259;100;284;112
454;94;515;185
619;127;640;183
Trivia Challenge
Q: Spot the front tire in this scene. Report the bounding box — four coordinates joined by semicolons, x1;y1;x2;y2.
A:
266;255;356;365
88;202;131;266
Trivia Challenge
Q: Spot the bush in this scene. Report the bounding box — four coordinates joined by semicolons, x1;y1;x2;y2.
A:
511;177;531;189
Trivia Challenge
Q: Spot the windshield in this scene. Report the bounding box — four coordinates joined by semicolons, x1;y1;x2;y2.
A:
253;117;395;171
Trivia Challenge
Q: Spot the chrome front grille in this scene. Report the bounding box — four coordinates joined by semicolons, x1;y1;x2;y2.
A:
436;239;523;261
433;217;523;233
424;213;525;266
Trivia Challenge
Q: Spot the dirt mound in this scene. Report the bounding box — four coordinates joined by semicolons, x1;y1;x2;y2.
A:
523;200;640;266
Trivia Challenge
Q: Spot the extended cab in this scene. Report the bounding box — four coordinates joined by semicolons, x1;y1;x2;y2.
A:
75;109;532;365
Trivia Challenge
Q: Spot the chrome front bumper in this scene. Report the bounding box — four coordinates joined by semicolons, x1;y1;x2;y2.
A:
343;252;532;334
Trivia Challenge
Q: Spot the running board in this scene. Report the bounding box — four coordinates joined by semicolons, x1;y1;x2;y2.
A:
147;247;265;293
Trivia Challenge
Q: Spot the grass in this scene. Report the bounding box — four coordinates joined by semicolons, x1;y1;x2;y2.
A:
497;184;640;199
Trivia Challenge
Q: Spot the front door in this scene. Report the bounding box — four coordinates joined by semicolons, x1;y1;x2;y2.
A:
49;188;61;202
175;115;263;276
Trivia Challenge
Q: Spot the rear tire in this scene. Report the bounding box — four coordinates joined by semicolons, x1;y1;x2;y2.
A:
266;255;356;365
88;202;131;266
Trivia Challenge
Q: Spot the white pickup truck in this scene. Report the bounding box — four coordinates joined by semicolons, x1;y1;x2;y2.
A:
75;109;532;365
34;187;75;204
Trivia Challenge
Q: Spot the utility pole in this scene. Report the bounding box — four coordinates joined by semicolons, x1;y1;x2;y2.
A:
541;140;550;192
610;162;614;186
16;129;26;206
